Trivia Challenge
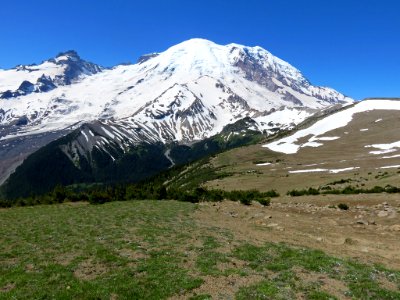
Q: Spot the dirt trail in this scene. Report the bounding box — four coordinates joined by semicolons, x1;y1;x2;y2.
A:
193;194;400;269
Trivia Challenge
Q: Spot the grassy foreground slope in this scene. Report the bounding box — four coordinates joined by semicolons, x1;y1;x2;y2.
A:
1;200;399;299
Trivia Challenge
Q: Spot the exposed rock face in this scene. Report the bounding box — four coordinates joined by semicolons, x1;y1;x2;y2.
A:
233;47;284;92
51;50;103;85
137;53;160;64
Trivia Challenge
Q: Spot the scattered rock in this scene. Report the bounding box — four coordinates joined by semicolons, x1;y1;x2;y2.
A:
254;220;267;226
378;211;389;218
389;225;400;232
356;220;368;225
229;212;238;218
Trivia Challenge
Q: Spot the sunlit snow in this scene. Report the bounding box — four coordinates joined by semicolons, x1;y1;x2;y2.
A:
264;100;400;154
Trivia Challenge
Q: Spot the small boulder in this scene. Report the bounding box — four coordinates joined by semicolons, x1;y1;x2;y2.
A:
377;211;389;217
389;225;400;232
356;220;368;225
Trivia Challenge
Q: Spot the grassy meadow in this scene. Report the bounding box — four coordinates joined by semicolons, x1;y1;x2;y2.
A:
0;200;399;299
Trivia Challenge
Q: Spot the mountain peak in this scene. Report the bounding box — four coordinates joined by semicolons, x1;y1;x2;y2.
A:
176;38;216;46
53;50;81;63
56;50;79;58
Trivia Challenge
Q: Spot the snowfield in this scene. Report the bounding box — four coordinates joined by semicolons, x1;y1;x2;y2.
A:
288;167;360;174
264;99;400;154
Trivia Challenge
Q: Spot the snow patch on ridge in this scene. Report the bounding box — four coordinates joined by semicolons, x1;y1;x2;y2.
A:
379;165;400;169
289;167;359;174
264;100;400;154
366;140;400;155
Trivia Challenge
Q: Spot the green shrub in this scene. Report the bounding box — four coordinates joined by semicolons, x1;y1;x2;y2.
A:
0;200;12;208
240;198;252;205
287;187;319;196
181;193;200;203
53;185;67;203
307;187;320;195
89;191;111;205
206;190;224;202
385;185;400;193
338;203;349;210
368;186;385;193
257;198;271;206
264;190;279;197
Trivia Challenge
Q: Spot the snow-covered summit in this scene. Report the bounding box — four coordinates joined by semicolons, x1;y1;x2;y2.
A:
0;38;352;142
139;38;307;87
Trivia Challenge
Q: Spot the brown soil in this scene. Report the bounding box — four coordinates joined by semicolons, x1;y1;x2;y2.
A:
54;251;81;266
294;267;350;299
193;194;400;269
0;283;16;293
171;274;264;300
73;259;108;280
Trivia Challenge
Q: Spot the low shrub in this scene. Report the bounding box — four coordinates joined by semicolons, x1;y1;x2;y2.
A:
89;191;111;205
240;198;252;205
181;193;200;203
338;203;349;210
257;198;271;206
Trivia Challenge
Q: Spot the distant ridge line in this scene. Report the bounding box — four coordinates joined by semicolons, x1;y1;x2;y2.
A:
363;97;400;100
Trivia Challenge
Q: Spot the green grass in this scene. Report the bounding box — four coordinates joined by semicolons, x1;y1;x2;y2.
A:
232;243;400;300
0;201;399;299
195;236;229;276
0;201;202;299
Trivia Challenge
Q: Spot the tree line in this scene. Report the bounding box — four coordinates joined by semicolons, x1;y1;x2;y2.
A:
0;181;279;208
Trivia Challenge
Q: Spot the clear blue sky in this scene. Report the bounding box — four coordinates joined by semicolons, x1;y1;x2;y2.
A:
0;0;399;100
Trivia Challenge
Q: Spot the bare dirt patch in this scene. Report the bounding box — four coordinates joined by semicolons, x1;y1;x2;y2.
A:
171;274;264;300
73;259;108;280
295;267;350;299
193;195;400;269
0;282;16;293
54;251;81;266
117;248;148;260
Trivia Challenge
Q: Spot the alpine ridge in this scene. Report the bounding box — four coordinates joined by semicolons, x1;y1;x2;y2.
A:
0;38;353;194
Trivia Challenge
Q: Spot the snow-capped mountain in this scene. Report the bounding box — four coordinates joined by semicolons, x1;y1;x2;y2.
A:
0;39;352;140
0;38;353;187
0;50;103;99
